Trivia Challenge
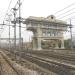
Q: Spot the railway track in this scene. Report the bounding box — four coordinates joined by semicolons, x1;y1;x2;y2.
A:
1;49;43;75
21;50;75;75
24;50;75;65
0;51;20;75
22;53;75;75
2;49;75;75
0;61;3;75
4;49;75;63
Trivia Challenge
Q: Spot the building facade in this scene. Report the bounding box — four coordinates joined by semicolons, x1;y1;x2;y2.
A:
24;15;69;50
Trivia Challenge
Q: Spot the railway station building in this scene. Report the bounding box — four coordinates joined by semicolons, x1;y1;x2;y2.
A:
24;15;69;50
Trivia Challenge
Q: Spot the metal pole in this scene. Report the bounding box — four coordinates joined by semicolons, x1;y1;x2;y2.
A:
12;8;17;60
13;8;17;50
7;14;11;51
22;38;23;50
9;16;11;51
19;0;21;50
70;19;73;50
14;11;16;50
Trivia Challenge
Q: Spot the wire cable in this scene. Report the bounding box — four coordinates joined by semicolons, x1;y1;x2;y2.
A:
0;23;26;28
0;0;25;36
0;0;13;36
54;2;75;15
1;0;19;33
3;0;13;21
15;0;24;10
14;0;19;9
64;16;75;21
58;11;75;19
57;7;75;17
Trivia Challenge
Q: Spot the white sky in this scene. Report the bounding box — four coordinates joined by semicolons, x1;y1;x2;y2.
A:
0;0;75;42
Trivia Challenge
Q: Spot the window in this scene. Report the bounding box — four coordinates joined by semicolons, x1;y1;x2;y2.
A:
47;32;50;36
54;32;56;36
43;32;46;36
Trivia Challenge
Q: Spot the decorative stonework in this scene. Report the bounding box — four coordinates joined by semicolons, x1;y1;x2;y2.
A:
24;15;69;50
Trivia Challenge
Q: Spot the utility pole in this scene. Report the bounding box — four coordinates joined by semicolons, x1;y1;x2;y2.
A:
19;0;21;50
11;8;17;60
70;19;73;50
7;14;12;51
9;15;11;51
12;8;17;50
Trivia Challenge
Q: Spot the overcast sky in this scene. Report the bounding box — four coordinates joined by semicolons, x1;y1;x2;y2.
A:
0;0;75;42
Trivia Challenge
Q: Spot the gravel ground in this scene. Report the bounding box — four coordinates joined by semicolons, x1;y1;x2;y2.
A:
9;54;57;75
3;50;58;75
17;58;58;75
0;51;40;75
0;53;18;75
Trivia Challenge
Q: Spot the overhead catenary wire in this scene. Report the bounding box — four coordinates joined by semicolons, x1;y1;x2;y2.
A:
2;0;19;24
53;2;75;29
0;0;13;37
0;23;26;28
56;7;75;17
63;15;75;21
0;0;25;36
0;0;14;31
1;0;24;25
0;23;71;33
54;2;75;15
58;11;75;19
3;0;13;21
13;0;24;11
14;0;19;8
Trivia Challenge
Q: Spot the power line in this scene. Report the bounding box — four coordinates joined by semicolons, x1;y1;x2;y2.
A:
0;23;26;28
0;0;13;36
0;0;25;34
3;0;13;21
0;0;19;37
58;11;75;19
14;0;19;8
54;2;75;15
64;16;75;21
2;0;24;24
56;7;75;17
13;0;24;11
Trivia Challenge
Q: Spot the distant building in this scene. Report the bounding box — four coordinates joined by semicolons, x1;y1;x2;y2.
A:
24;15;69;50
